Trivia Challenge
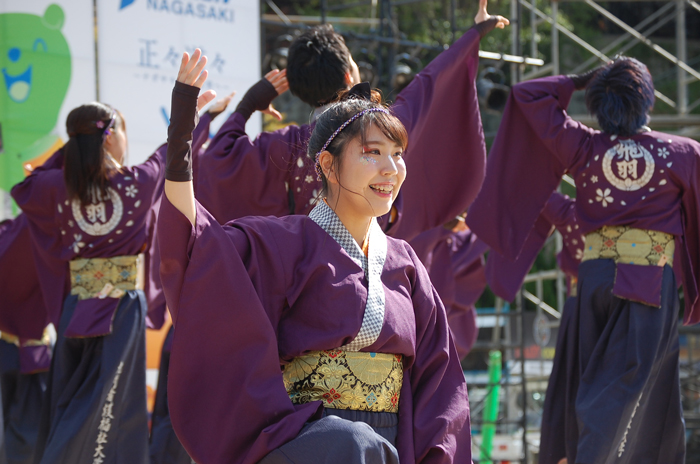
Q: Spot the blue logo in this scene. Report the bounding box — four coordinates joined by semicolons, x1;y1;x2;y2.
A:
120;0;136;9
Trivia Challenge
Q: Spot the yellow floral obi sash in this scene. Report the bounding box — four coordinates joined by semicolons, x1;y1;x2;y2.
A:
69;254;145;300
283;350;403;413
582;226;674;267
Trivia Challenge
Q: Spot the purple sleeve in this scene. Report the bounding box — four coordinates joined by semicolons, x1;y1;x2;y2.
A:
467;75;595;260
157;197;321;464
541;192;584;278
388;28;485;241
398;248;471;463
0;214;50;339
11;170;69;328
485;213;554;301
679;151;700;325
195;112;313;223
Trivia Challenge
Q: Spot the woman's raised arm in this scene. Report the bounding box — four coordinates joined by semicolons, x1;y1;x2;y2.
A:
164;49;215;224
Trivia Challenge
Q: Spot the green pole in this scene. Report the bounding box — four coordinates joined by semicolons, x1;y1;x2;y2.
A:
480;350;502;463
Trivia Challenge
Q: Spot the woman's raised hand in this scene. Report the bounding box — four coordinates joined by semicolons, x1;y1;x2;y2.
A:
261;69;289;121
474;0;509;29
177;49;216;111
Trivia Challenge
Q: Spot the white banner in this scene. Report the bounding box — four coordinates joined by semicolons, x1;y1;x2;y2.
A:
97;0;261;165
0;0;95;194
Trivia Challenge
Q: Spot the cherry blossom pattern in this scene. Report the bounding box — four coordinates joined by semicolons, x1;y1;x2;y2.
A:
124;185;138;198
657;147;670;159
71;234;86;253
595;188;614;207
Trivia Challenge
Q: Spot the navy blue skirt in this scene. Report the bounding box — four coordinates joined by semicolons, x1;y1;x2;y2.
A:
149;326;192;464
0;340;47;464
34;291;149;464
541;259;684;464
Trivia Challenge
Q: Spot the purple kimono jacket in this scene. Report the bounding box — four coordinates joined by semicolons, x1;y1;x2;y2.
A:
410;227;487;357
486;192;583;301
197;27;486;241
10;114;212;334
468;75;700;324
157;196;471;464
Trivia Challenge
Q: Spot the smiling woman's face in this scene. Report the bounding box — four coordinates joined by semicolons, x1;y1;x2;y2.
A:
327;124;406;219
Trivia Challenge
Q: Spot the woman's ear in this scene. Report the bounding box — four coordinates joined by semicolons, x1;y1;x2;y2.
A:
319;150;336;183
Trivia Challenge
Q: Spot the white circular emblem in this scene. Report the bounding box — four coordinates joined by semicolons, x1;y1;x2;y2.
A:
71;187;123;236
602;139;654;191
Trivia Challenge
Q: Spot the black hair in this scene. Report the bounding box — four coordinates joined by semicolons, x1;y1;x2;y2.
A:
308;88;408;198
585;57;655;136
63;102;122;205
287;25;353;107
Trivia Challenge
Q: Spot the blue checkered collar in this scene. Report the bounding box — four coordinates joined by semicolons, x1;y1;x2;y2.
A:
309;200;387;351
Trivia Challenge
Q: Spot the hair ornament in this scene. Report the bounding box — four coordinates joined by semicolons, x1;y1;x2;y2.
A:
98;112;117;139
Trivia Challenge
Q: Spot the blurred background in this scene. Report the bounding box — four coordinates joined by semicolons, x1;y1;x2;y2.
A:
2;0;700;461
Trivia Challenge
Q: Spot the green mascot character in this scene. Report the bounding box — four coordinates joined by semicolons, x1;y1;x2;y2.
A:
0;4;71;192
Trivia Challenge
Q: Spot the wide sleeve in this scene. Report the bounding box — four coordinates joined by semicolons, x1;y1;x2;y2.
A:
195;111;313;223
11;159;69;328
387;27;485;241
0;214;50;339
157;197;322;464
679;151;700;325
467;75;595;260
541;192;583;279
485;212;555;302
397;248;471;463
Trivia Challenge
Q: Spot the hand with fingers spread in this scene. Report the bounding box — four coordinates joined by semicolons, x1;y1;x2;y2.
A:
207;91;237;119
235;69;289;121
167;49;214;184
474;0;510;37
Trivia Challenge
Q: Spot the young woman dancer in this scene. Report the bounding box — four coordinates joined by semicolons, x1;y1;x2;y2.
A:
11;94;215;463
159;51;471;464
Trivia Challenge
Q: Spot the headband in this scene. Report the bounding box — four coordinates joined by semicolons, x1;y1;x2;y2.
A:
314;107;390;180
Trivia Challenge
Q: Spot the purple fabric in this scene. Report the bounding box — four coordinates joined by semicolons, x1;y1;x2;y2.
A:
410;227;487;358
10;115;212;333
197;28;486;242
467;74;700;324
0;214;51;340
485;192;583;302
157;196;471;464
18;344;51;374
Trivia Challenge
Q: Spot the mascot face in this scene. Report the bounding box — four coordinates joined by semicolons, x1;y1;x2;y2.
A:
0;4;71;191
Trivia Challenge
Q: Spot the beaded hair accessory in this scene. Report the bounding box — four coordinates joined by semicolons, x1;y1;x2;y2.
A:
96;112;116;138
314;106;390;180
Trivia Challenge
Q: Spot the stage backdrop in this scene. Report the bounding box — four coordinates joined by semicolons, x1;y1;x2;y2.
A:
97;0;262;164
0;0;96;196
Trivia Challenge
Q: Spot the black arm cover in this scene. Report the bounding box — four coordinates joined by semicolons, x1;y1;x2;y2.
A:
234;78;279;121
166;81;200;182
568;66;603;90
473;17;501;39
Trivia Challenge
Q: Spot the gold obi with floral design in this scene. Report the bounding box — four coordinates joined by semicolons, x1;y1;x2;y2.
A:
69;254;145;300
283;350;403;413
582;226;674;267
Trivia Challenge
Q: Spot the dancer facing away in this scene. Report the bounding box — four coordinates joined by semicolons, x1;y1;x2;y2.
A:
159;51;471;464
468;57;694;463
10;95;215;463
196;0;508;242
